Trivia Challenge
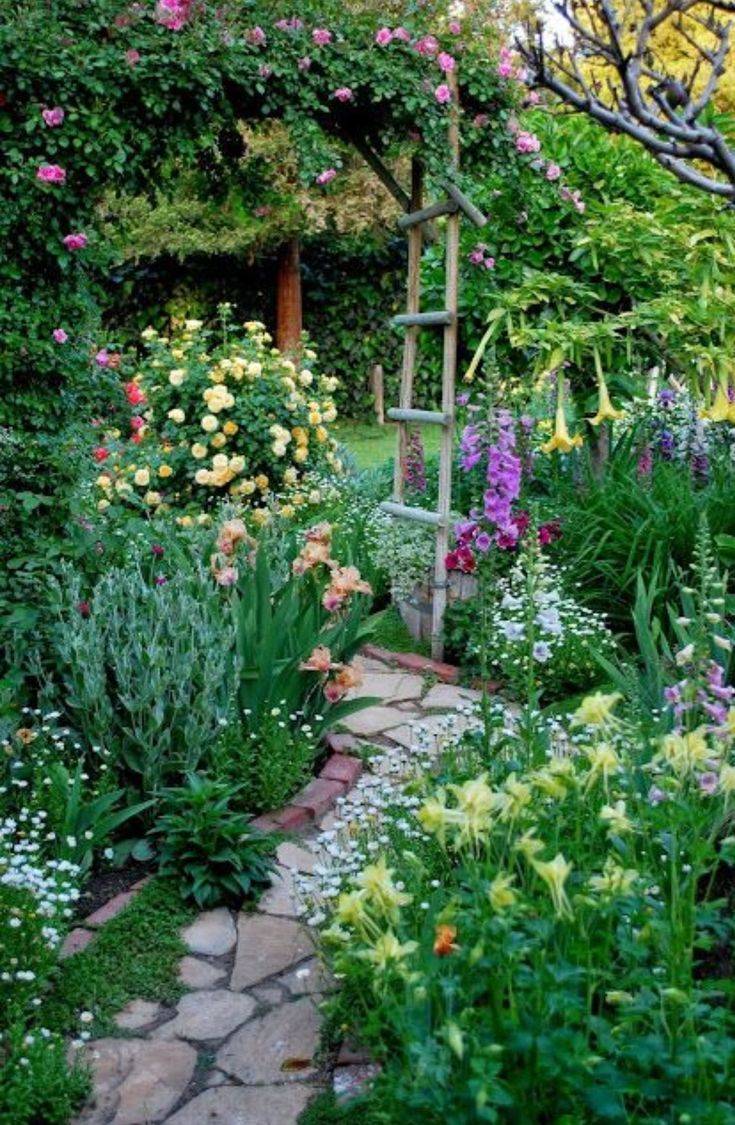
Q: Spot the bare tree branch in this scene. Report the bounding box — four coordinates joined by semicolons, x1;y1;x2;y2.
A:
517;0;735;200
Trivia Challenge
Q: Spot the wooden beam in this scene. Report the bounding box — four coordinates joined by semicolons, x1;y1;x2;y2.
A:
397;199;458;229
442;180;488;228
387;407;449;425
393;310;453;328
393;158;423;506
380;501;444;527
346;131;411;211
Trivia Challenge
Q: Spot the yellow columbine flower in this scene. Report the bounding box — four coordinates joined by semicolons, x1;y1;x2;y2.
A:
589;374;625;426
720;765;735;793
417;790;454;845
600;800;634;836
541;381;583;454
659;727;711;775
588;857;638;898
515;829;544;860
584;742;621;791
355;856;412;920
336;889;370;930
531;853;573;919
570;692;622;729
605;990;634;1005
488;871;518;912
361;931;418;973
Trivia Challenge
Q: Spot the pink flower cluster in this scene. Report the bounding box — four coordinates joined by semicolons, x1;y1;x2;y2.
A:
155;0;191;30
37;163;66;184
42;106;64;127
333;87;353;103
53;328;68;343
497;44;527;83
468;243;495;269
62;232;88;251
560;185;586;213
300;645;363;704
435;83;452;105
247;26;266;46
312;27;332;46
275;17;303;31
415;34;439;57
515;130;541;154
316;168;337;185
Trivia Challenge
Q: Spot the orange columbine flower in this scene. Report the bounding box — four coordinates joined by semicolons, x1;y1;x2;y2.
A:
433;924;459;956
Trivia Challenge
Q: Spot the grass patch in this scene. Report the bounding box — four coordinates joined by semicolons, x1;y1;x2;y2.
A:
333;420;440;472
299;1090;382;1125
368;605;430;657
40;878;195;1038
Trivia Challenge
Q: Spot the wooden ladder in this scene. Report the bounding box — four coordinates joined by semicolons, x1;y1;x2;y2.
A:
380;70;487;660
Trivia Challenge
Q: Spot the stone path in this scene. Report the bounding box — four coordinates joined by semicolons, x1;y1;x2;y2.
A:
72;657;479;1125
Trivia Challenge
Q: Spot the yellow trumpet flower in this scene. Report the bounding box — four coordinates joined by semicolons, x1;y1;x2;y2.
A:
701;380;732;423
589;375;625;426
541;400;584;454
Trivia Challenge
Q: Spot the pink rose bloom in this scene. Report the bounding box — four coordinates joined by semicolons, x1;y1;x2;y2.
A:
474;113;489;127
125;48;141;65
497;60;514;78
375;27;393;45
515;131;541;153
546;162;561;181
484;256;496;269
53;328;68;343
393;26;410;41
42;106;65;127
316;168;337;185
92;446;110;463
63;232;88;250
435;83;452;105
124;380;146;406
37;163;66;184
525;90;541;105
333;86;353;102
468;244;486;265
130;414;145;431
415;34;439;56
259;64;272;78
312;27;332;45
247;26;266;45
448;20;462;34
438;51;455;72
95;348;110;367
298;55;312;70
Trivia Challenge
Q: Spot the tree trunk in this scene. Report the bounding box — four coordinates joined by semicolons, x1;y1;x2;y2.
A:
275;237;302;355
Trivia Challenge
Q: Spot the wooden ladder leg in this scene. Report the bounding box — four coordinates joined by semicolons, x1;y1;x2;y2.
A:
393;158;423;506
431;72;460;661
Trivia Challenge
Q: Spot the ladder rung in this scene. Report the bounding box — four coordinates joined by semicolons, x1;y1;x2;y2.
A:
397;199;459;229
387;408;450;426
442;181;488;228
380;501;444;527
393;310;453;328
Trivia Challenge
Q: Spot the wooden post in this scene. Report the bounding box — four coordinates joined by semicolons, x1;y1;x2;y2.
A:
369;364;385;424
431;70;460;661
275;236;303;354
393;159;423;506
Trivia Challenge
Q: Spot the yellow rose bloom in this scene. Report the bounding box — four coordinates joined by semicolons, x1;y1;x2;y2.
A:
201;415;219;433
158;464;173;478
308;411;321;426
255;473;269;491
283;467;298;485
315;426;328;443
96;474;112;490
211;433;227;449
209;368;226;384
191;443;207;459
141;326;157;341
211;467;234;487
97;498;110;512
177;515;194;527
171;348;185;360
229;455;245;474
168;408;185;424
299;370;314;387
247;362;262;378
169;369;186;386
144;490;161;505
212;453;229;470
293;446;308;463
280;503;295;518
223;420;239;436
251;508;271;527
323;406;337;423
240;479;256;495
133;468;150;487
195;468;211;485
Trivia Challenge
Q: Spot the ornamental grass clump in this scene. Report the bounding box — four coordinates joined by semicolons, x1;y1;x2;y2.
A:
92;308;342;521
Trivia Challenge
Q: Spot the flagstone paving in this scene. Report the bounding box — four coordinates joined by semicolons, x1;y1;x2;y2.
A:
72;656;478;1124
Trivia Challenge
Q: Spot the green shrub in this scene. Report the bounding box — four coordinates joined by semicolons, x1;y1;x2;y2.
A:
154;774;275;909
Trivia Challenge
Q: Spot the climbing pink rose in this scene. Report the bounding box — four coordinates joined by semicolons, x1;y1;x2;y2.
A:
42;106;65;127
438;51;455;72
95;349;110;367
312;27;332;45
37;163;66;184
125;48;141;65
247;26;266;45
546;163;561;181
259;64;272;78
316;168;337;185
525;90;541;105
333;86;353;102
415;34;439;56
448;20;462;34
515;131;541;153
435;83;452;104
53;328;68;343
393;26;410;41
375;27;393;45
62;232;88;250
130;414;145;431
497;60;514;78
474;113;489;127
298;56;312;70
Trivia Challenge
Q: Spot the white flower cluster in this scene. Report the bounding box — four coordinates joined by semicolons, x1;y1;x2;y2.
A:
296;704;490;923
367;509;435;601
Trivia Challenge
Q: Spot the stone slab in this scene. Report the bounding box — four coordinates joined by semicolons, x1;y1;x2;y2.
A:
166;1084;318;1125
276;842;315;874
153;990;255;1043
181;908;236;956
71;1038;196;1125
230;914;313;991
257;867;300;918
113;999;164;1032
339;705;415;737
178;956;227;990
217;997;321;1084
421;683;481;710
349;671;424;703
280;957;334;996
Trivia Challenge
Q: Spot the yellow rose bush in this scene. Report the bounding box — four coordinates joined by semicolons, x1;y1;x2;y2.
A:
94;308;341;518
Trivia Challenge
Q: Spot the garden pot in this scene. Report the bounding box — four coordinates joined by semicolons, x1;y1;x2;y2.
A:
396;572;478;642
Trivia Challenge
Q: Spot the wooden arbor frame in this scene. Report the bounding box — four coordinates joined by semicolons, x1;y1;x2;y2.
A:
347;72;486;659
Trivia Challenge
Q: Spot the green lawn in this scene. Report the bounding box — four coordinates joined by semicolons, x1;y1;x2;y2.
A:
333;420;441;471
